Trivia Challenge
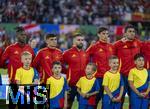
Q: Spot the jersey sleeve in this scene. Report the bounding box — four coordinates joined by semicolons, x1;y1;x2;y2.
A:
102;73;109;86
1;46;10;67
86;44;94;59
76;78;81;88
62;51;69;74
128;69;134;81
46;78;51;89
15;69;21;82
32;51;41;68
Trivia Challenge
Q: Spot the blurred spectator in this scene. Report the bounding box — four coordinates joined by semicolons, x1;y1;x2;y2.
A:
0;0;149;25
28;37;39;54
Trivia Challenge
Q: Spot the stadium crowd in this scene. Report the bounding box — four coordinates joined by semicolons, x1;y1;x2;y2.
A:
0;0;149;25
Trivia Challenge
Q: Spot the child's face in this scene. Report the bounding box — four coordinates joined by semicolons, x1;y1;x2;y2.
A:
21;55;32;67
85;65;93;75
52;64;62;75
109;59;119;71
135;57;145;68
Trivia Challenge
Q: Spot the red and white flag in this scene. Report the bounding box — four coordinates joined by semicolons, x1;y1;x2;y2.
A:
20;24;41;34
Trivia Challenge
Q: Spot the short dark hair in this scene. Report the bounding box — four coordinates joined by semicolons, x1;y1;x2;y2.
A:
97;27;108;34
109;55;118;61
124;25;135;33
134;53;144;61
52;61;61;67
45;33;57;40
87;63;97;72
15;26;25;33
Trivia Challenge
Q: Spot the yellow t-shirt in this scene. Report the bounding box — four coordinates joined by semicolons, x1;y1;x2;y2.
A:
103;71;121;94
46;76;68;99
128;67;148;88
15;67;34;84
76;76;99;93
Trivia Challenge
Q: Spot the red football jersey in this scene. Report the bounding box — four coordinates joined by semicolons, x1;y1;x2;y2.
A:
114;39;142;76
141;41;150;69
63;46;89;86
86;41;114;78
1;42;34;83
32;47;63;84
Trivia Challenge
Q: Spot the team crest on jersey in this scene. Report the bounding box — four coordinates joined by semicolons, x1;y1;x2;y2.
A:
123;45;128;48
109;47;112;52
55;56;59;59
134;42;137;47
83;54;86;57
99;48;103;52
14;51;19;54
72;54;76;57
45;56;50;59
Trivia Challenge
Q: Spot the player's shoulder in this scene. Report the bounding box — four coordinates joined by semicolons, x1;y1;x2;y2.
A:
63;47;73;54
129;67;136;73
36;47;48;54
55;48;62;53
5;43;17;50
86;42;98;52
62;76;67;81
16;67;23;72
107;42;113;47
134;39;142;45
114;40;122;45
104;71;111;76
47;76;53;81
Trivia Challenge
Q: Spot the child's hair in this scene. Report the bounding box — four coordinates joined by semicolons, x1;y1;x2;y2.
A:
109;55;118;61
87;63;97;72
21;51;32;57
52;61;61;67
134;53;144;61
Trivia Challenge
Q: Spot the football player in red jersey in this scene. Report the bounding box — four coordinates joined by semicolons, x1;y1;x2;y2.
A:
63;33;89;108
86;27;114;108
114;25;142;108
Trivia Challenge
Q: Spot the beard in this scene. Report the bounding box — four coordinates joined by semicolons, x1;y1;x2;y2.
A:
76;43;83;49
18;38;26;44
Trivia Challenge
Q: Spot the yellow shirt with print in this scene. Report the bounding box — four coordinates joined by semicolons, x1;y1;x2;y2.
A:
103;71;120;94
128;67;148;88
15;67;34;84
76;76;96;93
46;76;65;99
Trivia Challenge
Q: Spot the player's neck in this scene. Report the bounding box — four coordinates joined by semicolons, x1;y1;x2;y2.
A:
18;42;25;46
125;37;134;41
86;74;93;79
99;39;107;43
53;74;61;79
23;65;30;70
109;69;118;74
136;66;144;70
48;45;56;49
